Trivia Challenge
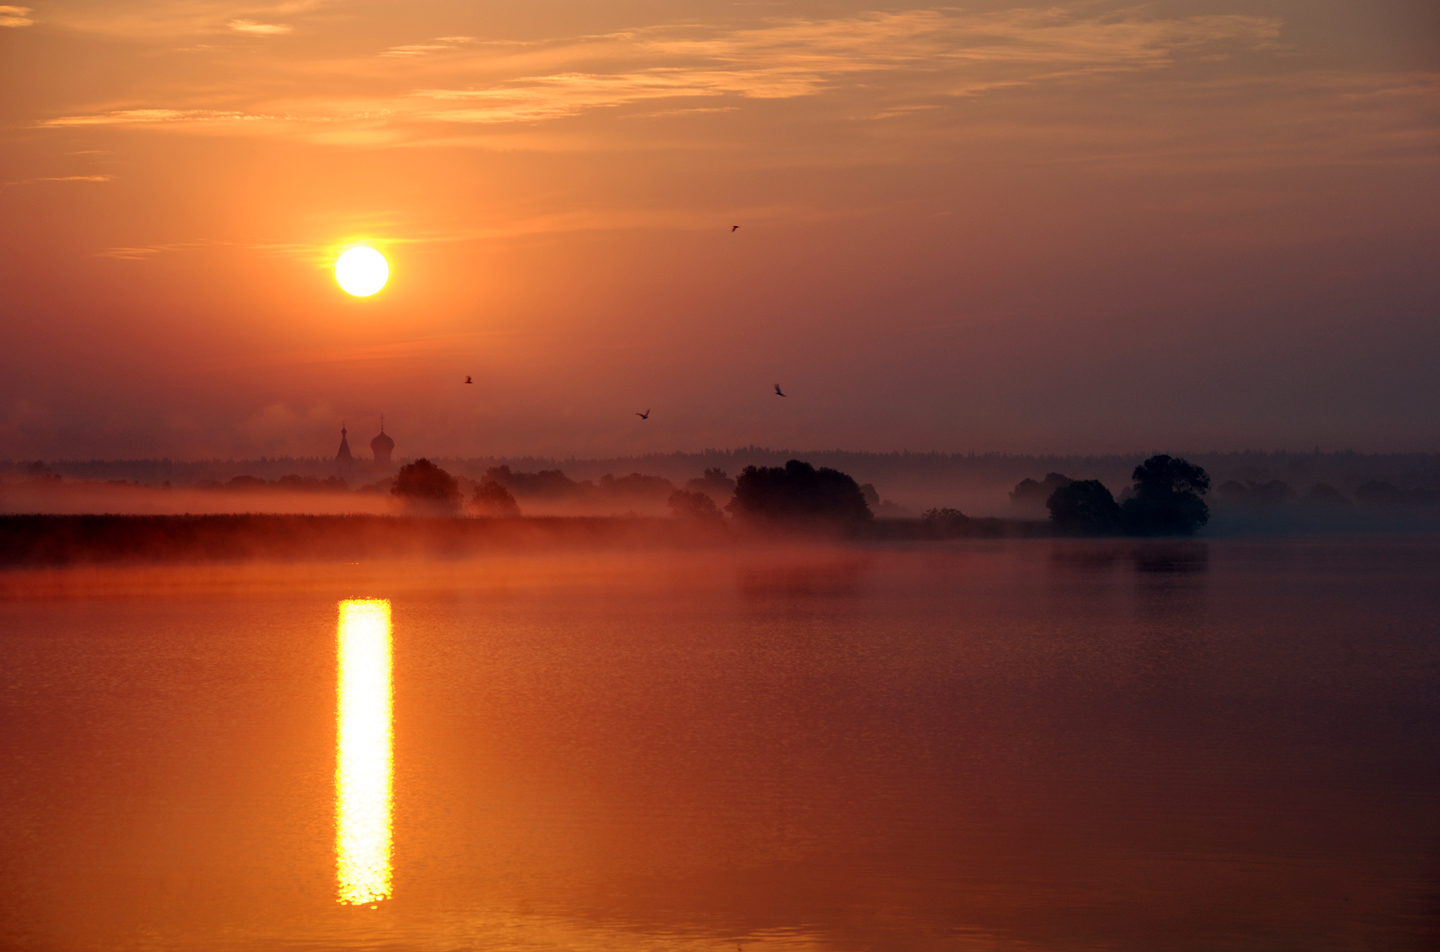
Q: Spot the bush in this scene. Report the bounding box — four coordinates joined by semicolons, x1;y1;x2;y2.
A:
922;507;970;537
470;479;520;517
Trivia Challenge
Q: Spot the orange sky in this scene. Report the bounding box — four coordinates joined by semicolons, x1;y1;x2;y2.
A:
1;0;1436;460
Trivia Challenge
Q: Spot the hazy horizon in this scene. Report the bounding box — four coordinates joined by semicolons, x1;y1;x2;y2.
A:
8;445;1440;521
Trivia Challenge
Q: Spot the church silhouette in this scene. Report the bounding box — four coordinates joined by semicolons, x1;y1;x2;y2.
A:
335;418;394;480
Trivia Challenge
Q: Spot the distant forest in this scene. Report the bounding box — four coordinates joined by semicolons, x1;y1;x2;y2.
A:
6;449;1439;515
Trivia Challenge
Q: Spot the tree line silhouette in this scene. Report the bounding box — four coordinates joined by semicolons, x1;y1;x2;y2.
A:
389;454;1220;536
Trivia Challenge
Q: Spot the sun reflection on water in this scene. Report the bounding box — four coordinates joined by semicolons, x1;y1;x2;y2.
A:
336;598;393;905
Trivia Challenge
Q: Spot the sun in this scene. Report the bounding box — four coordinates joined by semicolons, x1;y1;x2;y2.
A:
335;247;389;297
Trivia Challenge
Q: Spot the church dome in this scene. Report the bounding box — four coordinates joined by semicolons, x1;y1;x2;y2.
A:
370;419;394;463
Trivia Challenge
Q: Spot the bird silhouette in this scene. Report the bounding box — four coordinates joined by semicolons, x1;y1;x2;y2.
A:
464;376;473;384
731;225;739;232
774;384;785;397
636;409;650;420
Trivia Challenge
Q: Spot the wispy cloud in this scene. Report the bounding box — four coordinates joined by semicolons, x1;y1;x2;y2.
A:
0;4;32;27
228;18;289;35
96;240;208;260
96;237;328;261
41;9;1285;131
407;10;1283;123
382;35;473;57
6;174;113;185
41;108;372;127
34;5;1434;177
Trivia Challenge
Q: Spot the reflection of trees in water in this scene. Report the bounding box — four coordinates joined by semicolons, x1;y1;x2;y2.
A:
1129;542;1211;712
1132;542;1209;574
1047;541;1123;574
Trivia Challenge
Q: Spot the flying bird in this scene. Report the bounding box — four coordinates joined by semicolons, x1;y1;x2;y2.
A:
636;409;650;420
774;384;785;397
464;376;472;384
731;225;739;232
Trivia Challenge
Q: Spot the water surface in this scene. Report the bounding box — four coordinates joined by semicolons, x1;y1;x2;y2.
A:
1;540;1437;950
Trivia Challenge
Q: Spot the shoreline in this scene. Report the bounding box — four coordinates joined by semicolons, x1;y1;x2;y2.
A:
0;513;1053;566
4;513;1434;569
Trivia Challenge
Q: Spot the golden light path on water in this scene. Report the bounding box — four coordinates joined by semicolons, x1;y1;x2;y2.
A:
335;599;393;905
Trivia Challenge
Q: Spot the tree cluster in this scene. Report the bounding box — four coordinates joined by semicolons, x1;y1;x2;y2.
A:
1009;473;1072;516
727;459;873;526
391;458;462;512
1041;455;1211;536
667;489;723;520
469;479;521;517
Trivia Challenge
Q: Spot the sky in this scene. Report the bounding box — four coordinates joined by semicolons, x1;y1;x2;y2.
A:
1;0;1436;461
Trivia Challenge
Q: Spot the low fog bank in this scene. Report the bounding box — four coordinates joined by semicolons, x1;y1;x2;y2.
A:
4;450;1440;536
0;479;396;517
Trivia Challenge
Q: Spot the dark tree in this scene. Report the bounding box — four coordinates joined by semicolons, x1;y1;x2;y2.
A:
1010;473;1073;516
668;489;723;520
1132;455;1210;496
392;458;461;511
726;459;872;526
1120;455;1210;535
470;479;520;517
861;483;909;517
1047;480;1122;535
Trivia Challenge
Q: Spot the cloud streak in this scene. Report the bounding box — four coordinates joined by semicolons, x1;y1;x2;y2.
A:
408;10;1283;122
0;4;32;27
382;35;473;57
41;8;1283;129
228;18;290;35
6;175;114;185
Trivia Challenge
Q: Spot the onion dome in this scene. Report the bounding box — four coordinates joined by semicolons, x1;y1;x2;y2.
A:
370;417;394;463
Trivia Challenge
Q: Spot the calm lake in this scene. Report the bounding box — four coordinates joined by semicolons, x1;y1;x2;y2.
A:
1;539;1437;951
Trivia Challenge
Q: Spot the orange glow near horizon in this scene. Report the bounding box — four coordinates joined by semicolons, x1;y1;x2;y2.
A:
336;598;393;905
1;1;1436;459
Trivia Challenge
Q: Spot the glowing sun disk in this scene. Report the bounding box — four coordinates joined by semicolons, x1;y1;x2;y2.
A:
335;247;388;297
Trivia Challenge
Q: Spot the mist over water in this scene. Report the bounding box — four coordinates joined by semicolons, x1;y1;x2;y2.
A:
1;541;1436;951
